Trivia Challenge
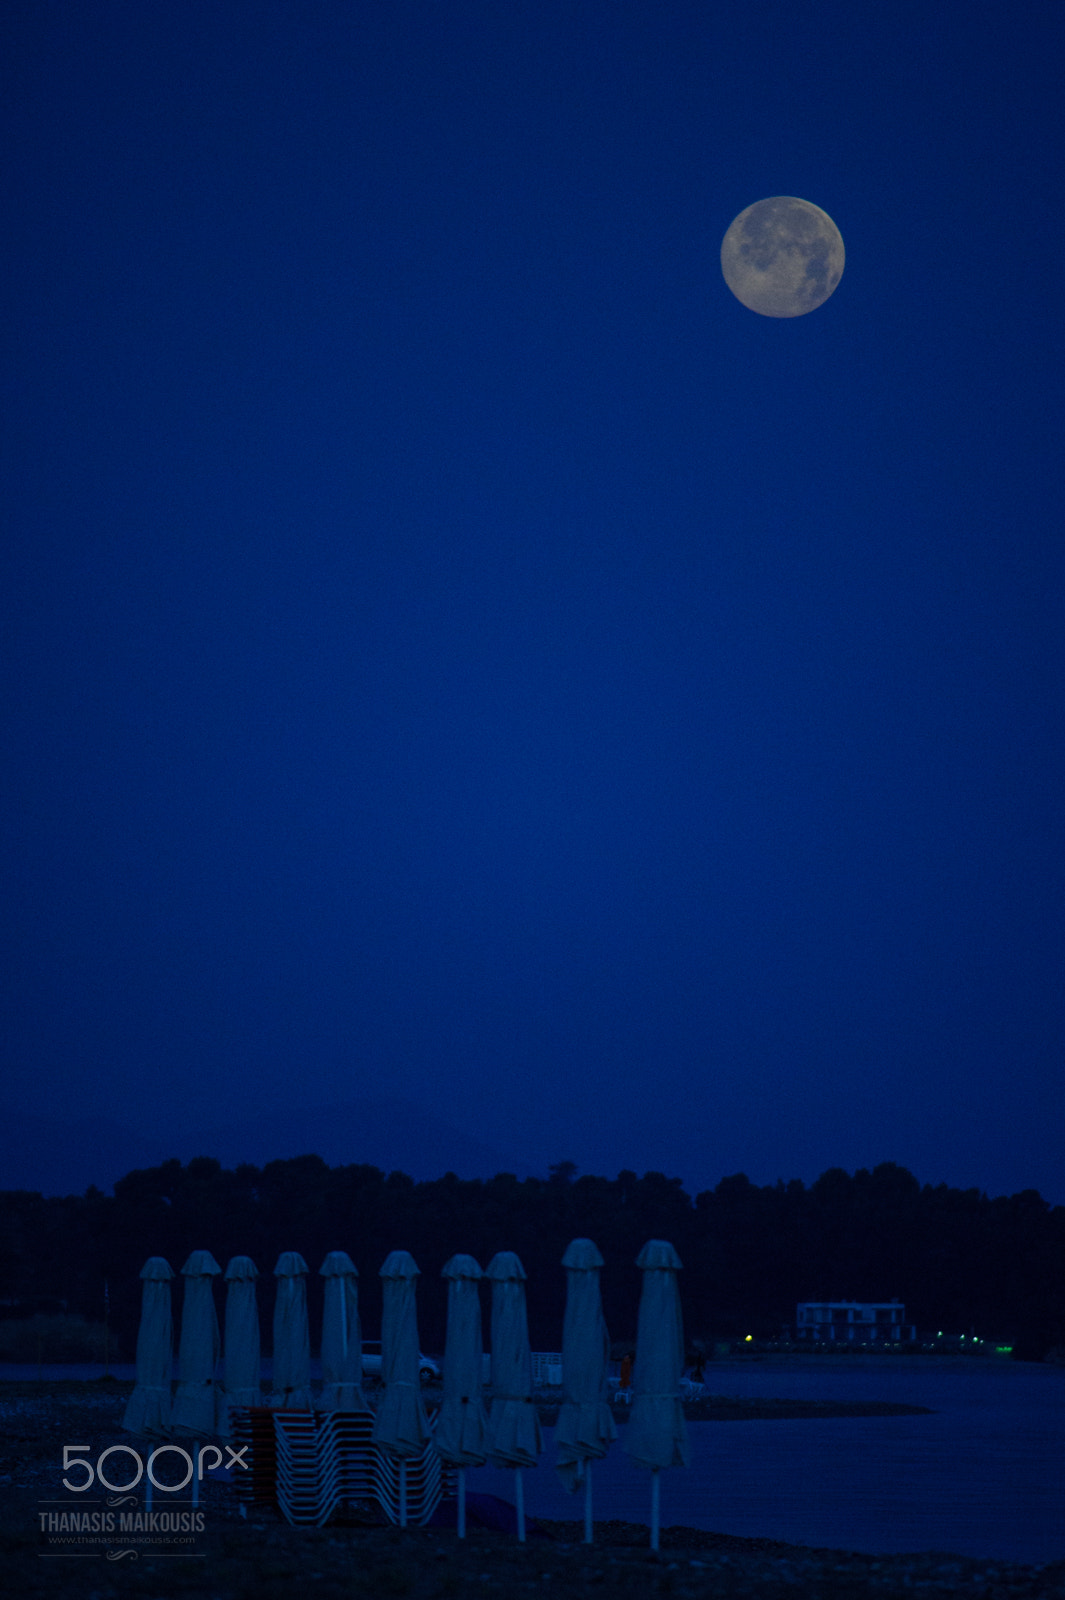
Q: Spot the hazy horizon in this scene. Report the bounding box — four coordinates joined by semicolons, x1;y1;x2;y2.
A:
2;1094;1060;1207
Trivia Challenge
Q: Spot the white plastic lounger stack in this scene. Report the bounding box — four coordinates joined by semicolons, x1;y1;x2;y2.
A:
370;1433;449;1526
230;1405;278;1510
318;1409;376;1508
274;1410;334;1526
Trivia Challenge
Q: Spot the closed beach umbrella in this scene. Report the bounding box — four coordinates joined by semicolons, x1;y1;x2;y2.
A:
172;1250;224;1437
271;1251;313;1409
555;1238;616;1542
435;1254;488;1537
122;1256;175;1437
623;1239;689;1549
372;1250;431;1525
485;1251;542;1541
319;1250;367;1412
220;1256;261;1435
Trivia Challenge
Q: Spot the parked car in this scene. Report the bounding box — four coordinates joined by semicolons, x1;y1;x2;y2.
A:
360;1340;440;1384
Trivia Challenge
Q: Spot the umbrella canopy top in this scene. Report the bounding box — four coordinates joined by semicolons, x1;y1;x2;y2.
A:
484;1250;540;1467
271;1251;312;1407
139;1257;174;1280
485;1251;526;1281
320;1250;358;1277
173;1250;223;1436
561;1238;604;1271
274;1251;308;1277
124;1261;175;1436
556;1235;615;1489
436;1254;488;1466
442;1253;482;1280
624;1235;689;1471
373;1249;430;1457
380;1249;419;1279
319;1255;365;1412
635;1239;683;1272
181;1250;221;1277
224;1256;259;1280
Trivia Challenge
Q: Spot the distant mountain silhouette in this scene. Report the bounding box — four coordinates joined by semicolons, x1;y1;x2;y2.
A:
0;1110;176;1197
0;1096;532;1197
172;1097;533;1183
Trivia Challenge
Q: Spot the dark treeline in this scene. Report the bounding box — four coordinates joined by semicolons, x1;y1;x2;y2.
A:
1;1158;1063;1362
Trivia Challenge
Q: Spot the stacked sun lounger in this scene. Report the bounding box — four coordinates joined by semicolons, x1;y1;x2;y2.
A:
318;1409;376;1510
273;1409;336;1526
370;1434;449;1526
230;1405;278;1509
229;1406;454;1527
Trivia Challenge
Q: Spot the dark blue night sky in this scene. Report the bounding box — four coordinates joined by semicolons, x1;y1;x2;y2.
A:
3;1;1063;1202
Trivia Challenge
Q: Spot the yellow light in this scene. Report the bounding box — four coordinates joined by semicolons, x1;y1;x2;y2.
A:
744;1335;753;1343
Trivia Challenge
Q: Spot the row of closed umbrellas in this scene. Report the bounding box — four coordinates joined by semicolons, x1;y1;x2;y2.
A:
122;1237;689;1545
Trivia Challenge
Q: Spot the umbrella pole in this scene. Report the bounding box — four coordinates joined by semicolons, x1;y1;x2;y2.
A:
399;1461;408;1528
515;1467;525;1543
650;1468;660;1551
457;1467;466;1538
583;1461;593;1544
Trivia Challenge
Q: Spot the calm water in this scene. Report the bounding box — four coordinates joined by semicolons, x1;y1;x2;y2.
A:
5;1357;1062;1562
466;1359;1065;1564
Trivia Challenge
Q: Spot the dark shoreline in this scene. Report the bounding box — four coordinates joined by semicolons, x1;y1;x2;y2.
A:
568;1394;935;1425
0;1374;934;1419
2;1381;1061;1597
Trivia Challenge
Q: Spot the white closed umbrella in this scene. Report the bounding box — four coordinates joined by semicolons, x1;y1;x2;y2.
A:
435;1254;488;1537
172;1250;224;1437
319;1250;367;1411
271;1251;313;1409
485;1251;542;1542
220;1256;261;1436
623;1239;689;1550
122;1257;175;1437
372;1250;431;1526
555;1238;617;1542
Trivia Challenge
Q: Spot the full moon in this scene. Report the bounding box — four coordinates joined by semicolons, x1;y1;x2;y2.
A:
720;196;844;318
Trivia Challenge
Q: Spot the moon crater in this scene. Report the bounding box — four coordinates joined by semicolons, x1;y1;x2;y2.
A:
721;196;844;318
